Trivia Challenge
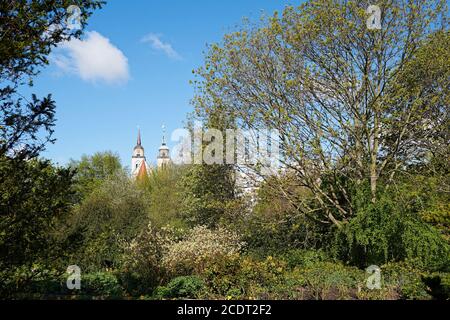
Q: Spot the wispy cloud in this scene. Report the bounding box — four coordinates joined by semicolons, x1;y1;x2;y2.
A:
51;31;130;85
141;33;182;60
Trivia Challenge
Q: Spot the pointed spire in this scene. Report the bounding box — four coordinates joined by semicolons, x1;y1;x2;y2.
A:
162;124;166;146
137;127;142;146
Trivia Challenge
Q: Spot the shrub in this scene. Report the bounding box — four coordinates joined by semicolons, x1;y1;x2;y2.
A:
423;273;450;300
202;255;286;299
179;164;236;228
272;259;402;300
1;266;124;299
237;178;327;258
0;264;64;298
290;261;365;300
154;276;205;299
281;249;329;269
81;272;123;298
119;223;179;296
332;187;450;271
162;226;244;277
64;174;149;272
201;254;400;300
381;261;431;300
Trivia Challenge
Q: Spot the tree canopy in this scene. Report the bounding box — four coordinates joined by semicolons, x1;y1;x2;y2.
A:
192;0;449;227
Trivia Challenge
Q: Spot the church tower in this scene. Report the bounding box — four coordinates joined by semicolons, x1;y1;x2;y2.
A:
131;129;148;178
157;126;171;169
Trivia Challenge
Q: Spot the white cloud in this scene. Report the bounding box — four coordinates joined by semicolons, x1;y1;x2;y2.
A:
52;31;130;85
141;33;182;60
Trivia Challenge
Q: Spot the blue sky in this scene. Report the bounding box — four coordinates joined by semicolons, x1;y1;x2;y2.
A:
28;0;300;168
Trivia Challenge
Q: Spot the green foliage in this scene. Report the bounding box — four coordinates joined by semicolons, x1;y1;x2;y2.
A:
0;157;75;269
69;151;124;200
139;165;187;228
0;265;124;299
179;164;235;227
0;0;105;299
289;262;364;300
163;226;243;277
0;0;104;82
332;186;450;271
62;174;148;272
1;0;104;160
81;272;123;298
202;255;286;299
0;91;57;159
240;206;326;258
0;264;63;298
381;261;431;300
226;177;328;258
396;171;450;241
280;249;330;270
154;276;204;299
118;223;178;296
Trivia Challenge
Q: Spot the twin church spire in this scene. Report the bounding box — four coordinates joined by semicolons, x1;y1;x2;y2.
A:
131;126;171;179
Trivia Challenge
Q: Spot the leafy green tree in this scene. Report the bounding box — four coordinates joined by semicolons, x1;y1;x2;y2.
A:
139;165;187;228
390;169;450;242
178;113;237;228
0;0;103;83
0;91;57;159
69;151;124;199
62;173;148;271
0;1;103;296
1;0;104;160
0;157;75;269
180;164;236;227
388;30;450;241
192;0;448;227
332;184;450;271
241;175;328;257
0;0;103;263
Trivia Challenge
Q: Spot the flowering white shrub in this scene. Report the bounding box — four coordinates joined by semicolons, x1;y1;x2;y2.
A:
163;226;245;276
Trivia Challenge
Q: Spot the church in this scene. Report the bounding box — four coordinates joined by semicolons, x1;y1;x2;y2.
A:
131;129;171;179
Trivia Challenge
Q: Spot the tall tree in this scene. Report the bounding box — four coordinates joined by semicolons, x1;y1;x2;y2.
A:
0;0;103;287
69;151;124;199
0;0;104;159
0;158;75;268
62;173;148;271
179;113;237;228
192;0;448;228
